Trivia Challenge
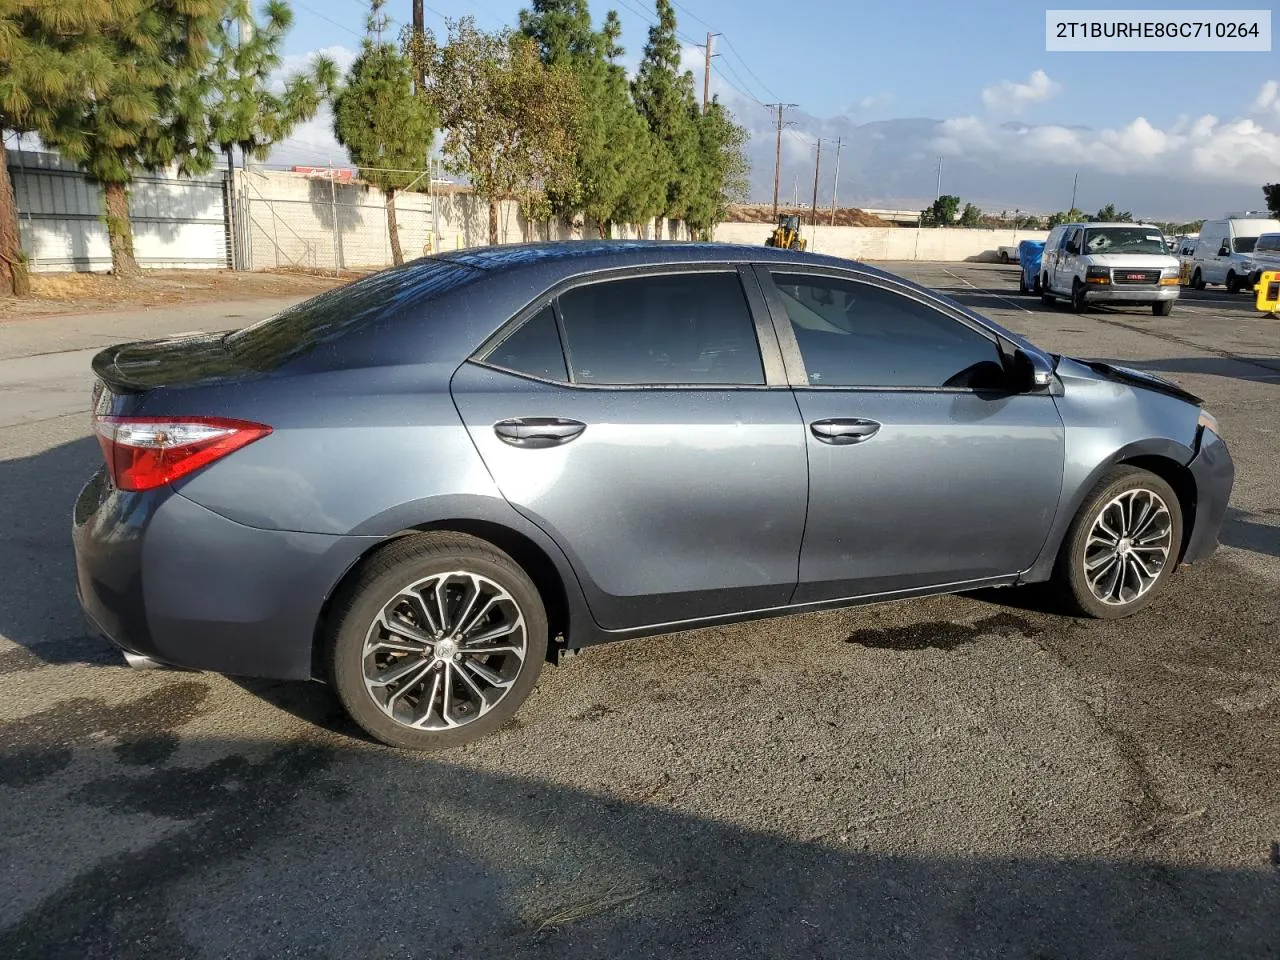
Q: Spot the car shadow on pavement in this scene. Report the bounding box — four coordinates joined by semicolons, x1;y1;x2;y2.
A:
1089;355;1280;385
0;436;120;671
1220;506;1280;559
0;733;1276;959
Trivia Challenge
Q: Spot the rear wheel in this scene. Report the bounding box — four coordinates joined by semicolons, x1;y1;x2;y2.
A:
1225;271;1240;295
327;533;548;750
1152;300;1173;317
1052;467;1183;619
1018;273;1028;294
1000;251;1010;264
1071;278;1087;313
1040;276;1055;306
1192;268;1205;291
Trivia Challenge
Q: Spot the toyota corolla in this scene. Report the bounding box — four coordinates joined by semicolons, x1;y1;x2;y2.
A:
73;242;1234;749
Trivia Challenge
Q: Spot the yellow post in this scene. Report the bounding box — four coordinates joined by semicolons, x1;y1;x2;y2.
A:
1255;270;1280;315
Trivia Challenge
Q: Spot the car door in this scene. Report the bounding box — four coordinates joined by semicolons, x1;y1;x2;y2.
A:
1054;228;1082;292
755;267;1066;604
450;266;809;631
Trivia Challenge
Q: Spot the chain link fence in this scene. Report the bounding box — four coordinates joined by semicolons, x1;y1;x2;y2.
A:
233;167;446;274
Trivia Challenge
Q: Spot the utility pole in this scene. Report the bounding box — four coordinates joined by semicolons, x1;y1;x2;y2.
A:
701;33;720;112
767;103;797;220
810;139;824;230
829;136;842;226
1070;171;1079;211
412;0;425;92
935;156;942;199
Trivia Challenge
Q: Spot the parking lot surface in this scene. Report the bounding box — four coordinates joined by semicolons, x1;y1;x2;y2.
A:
1;262;1277;958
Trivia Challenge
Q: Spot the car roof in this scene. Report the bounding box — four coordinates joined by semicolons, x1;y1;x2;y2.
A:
429;240;895;279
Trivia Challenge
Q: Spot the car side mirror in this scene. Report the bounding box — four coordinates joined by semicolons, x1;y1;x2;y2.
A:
1219;242;1231;256
1012;348;1054;392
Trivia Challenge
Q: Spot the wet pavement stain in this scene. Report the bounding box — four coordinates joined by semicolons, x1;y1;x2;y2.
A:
845;613;1041;652
0;681;210;786
0;742;338;960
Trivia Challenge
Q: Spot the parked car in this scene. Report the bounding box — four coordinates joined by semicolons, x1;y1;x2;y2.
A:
1017;239;1045;294
1040;222;1181;315
1190;215;1280;293
1245;232;1280;288
998;245;1019;264
74;242;1234;750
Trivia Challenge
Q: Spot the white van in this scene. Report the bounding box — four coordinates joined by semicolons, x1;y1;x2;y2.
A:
1246;233;1280;288
1190;215;1280;293
1039;222;1180;315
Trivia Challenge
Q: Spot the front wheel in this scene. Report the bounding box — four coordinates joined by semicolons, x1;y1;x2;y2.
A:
1225;272;1241;295
1018;273;1028;294
327;532;548;750
1192;268;1205;291
1052;467;1183;619
1071;278;1087;313
1152;300;1173;317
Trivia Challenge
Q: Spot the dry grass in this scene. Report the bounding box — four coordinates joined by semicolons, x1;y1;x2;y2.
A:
1;269;345;321
530;884;648;933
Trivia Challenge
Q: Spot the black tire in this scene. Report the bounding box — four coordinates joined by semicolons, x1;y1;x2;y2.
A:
1192;268;1205;291
1040;276;1055;306
1051;467;1183;619
326;532;548;750
1000;251;1010;264
789;237;803;250
1033;274;1042;295
1071;278;1087;313
1225;272;1240;295
1018;273;1028;294
1152;299;1173;317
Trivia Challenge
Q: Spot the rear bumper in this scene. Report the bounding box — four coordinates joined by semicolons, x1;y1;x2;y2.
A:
73;469;380;680
1183;428;1234;564
1083;286;1179;303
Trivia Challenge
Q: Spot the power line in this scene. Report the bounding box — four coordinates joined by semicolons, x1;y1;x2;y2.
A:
292;1;362;38
719;35;780;104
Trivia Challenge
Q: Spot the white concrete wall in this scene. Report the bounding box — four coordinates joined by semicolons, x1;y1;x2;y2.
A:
712;222;1049;262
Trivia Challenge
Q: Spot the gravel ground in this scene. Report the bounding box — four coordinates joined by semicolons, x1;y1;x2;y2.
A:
0;262;1277;959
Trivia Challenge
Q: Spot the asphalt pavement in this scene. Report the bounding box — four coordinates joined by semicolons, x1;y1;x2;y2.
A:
1;264;1277;959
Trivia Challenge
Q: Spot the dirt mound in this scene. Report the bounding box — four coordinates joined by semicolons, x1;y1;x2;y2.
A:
727;204;893;227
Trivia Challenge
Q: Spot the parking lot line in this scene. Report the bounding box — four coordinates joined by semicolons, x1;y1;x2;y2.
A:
942;268;1033;314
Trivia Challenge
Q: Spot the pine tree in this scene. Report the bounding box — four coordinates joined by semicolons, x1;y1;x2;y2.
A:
333;0;436;265
631;0;700;233
204;0;338;177
38;0;223;277
0;1;121;295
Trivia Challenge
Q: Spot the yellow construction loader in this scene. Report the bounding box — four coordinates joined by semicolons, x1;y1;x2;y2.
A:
765;214;807;250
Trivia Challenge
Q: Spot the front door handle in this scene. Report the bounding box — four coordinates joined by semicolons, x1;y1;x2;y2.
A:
493;417;586;449
809;418;881;445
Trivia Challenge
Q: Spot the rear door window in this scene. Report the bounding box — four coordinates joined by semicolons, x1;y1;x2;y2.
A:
555;272;765;385
486;306;568;382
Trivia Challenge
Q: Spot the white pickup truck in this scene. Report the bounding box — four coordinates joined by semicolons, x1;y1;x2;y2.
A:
1039;222;1181;316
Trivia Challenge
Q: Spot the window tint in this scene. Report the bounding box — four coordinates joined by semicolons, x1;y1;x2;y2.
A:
770;273;1006;389
1257;235;1280;253
556;272;764;385
487;306;568;381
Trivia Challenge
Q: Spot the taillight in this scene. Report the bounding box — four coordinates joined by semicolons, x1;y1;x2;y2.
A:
93;416;271;492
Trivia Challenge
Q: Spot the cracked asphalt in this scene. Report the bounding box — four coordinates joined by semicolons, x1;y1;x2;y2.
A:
1;263;1277;958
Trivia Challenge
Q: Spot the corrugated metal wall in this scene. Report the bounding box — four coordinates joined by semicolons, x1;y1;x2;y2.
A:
8;150;231;273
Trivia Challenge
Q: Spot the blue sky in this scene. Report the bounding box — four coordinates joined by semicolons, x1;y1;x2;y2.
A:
282;0;1272;126
275;0;1279;215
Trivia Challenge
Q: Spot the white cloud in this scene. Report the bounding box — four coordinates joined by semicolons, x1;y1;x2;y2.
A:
933;81;1280;185
981;69;1062;114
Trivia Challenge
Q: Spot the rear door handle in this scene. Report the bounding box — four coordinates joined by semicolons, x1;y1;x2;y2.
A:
809;418;881;445
493;417;586;449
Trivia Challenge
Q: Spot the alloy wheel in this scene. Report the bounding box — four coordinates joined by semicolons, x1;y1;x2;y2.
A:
362;571;527;730
1082;488;1173;606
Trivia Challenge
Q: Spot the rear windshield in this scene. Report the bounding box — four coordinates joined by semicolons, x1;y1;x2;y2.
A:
223;260;481;369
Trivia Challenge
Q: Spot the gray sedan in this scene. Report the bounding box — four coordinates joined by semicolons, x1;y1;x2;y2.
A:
73;242;1234;749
